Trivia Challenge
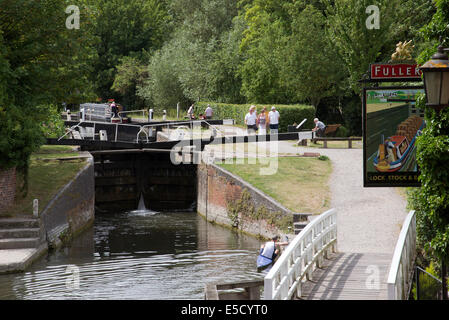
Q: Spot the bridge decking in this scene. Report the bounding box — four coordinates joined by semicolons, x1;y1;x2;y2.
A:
299;252;391;300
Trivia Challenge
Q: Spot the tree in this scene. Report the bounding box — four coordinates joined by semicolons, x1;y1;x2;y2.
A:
138;0;242;108
88;0;171;107
238;0;292;103
112;56;148;108
323;0;400;94
280;5;348;109
0;0;93;193
137;39;190;109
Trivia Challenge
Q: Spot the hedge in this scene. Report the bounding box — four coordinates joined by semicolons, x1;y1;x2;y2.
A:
196;102;315;133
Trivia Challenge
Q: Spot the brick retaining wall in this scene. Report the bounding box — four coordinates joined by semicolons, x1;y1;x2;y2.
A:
0;167;16;214
197;162;294;239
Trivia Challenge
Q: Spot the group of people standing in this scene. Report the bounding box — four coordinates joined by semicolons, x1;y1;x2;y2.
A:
244;105;280;135
187;104;213;120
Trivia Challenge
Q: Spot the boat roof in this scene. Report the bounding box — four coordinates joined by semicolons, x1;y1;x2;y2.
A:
389;135;407;144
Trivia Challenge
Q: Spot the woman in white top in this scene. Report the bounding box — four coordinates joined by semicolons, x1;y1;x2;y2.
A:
187;104;194;120
244;105;258;134
257;106;269;135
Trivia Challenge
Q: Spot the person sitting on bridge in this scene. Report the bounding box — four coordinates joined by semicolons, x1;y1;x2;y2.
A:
312;118;326;143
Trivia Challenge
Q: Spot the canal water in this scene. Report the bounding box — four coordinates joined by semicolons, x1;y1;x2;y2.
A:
0;211;264;300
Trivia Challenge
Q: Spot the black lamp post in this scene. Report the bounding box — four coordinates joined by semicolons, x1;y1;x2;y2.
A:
419;44;449;300
419;44;449;113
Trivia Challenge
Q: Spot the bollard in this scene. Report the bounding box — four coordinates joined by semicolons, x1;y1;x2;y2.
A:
67;109;71;121
80;108;85;121
33;199;39;218
149;108;154;122
163;109;167;121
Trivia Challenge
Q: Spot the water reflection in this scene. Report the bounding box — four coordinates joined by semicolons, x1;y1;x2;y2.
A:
0;212;264;300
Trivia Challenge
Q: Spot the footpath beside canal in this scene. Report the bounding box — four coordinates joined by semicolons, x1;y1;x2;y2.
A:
0;152;95;274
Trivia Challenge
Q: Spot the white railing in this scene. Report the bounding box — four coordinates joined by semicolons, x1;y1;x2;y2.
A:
264;208;337;300
387;210;416;300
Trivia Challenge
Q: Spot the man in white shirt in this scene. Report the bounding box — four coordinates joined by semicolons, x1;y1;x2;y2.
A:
244;105;257;134
268;106;280;134
312;118;326;143
204;104;213;119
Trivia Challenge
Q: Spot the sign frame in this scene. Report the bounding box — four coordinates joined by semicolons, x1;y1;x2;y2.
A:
362;85;424;188
370;63;421;81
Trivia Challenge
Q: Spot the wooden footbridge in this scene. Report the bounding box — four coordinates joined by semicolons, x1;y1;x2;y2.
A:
263;209;416;300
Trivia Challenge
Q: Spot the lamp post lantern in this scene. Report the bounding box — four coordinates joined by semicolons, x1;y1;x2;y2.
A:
419;44;449;113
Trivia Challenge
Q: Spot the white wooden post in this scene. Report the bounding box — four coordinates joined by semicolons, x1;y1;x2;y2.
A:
33;199;39;217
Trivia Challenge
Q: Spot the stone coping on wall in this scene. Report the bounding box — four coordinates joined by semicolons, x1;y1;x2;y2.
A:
40;151;95;249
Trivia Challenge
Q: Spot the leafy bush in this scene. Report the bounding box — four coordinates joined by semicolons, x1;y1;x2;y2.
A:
318;155;329;161
196;102;315;132
335;125;350;137
0;105;45;195
39;104;65;138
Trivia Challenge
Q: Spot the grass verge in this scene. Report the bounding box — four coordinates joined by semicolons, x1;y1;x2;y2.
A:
218;156;332;215
2;145;86;217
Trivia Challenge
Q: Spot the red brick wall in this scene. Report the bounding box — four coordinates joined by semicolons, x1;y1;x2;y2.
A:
0;167;16;213
207;167;243;209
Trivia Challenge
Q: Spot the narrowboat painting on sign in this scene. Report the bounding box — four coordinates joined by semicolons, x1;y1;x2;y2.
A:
363;87;424;187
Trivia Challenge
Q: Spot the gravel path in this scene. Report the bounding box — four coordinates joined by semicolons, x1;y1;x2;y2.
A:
276;141;409;254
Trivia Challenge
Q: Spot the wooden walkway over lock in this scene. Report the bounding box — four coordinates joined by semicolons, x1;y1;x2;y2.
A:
263;209;416;300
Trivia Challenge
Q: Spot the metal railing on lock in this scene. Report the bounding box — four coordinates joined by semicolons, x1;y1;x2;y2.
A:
264;208;337;300
59;120;154;143
118;109;147;122
387;210;417;300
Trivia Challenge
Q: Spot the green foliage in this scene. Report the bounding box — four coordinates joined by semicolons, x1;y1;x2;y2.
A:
413;108;449;263
138;0;243;108
0;106;45;195
335;126;349;138
340;95;363;136
226;188;293;233
280;5;347;108
318;155;329;161
39;105;66;139
137;39;190;109
407;0;449;268
417;0;449;65
324;0;398;93
412;262;442;300
0;0;94;195
0;0;96;107
239;1;347;106
196;101;315;132
112;56;148;108
88;0;171;106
